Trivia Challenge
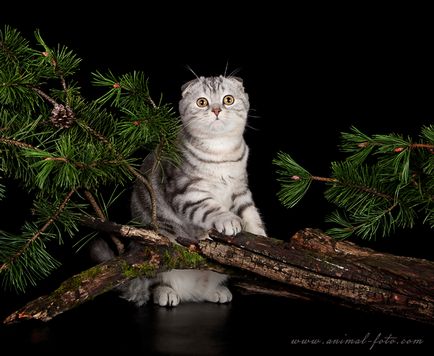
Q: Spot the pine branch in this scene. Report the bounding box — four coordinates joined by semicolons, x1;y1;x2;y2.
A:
273;151;312;208
34;29;81;82
0;190;75;291
126;166;159;230
410;143;434;150
0;190;74;271
0;26;181;293
310;175;337;183
92;70;156;110
29;190;75;239
0;168;5;201
83;190;124;254
274;126;432;240
31;86;58;106
0;25;31;64
79;121;159;229
0;136;41;150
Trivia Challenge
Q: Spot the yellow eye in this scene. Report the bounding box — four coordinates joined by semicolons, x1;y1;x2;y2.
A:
223;95;235;106
196;97;209;107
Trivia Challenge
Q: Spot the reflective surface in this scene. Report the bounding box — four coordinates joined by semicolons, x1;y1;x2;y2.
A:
1;292;433;354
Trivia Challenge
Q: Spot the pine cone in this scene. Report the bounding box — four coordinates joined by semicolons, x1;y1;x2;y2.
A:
50;104;75;128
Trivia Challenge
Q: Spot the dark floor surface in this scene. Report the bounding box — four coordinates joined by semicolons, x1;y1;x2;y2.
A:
1;290;432;355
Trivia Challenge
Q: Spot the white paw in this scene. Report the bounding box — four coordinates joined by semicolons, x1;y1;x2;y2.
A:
213;213;242;236
153;286;181;307
205;286;233;304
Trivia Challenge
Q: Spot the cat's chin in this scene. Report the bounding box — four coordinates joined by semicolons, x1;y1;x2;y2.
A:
208;120;242;135
209;120;226;131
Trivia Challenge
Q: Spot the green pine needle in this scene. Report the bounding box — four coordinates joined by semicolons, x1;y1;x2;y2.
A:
324;211;355;239
340;126;375;164
0;227;61;293
326;162;393;213
273;152;312;208
0;179;5;201
34;29;81;78
92;70;153;110
0;25;32;65
421;124;434;143
276;126;432;240
0;26;183;293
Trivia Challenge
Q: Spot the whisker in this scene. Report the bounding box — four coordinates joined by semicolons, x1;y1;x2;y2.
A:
228;67;242;77
245;123;260;131
248;108;262;119
224;60;229;77
185;65;200;79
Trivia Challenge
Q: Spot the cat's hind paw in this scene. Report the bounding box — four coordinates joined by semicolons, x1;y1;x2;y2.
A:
205;285;233;304
153;286;181;307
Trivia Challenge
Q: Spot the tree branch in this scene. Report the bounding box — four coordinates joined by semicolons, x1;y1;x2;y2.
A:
83;190;124;254
410;143;434;151
31;86;58;106
202;229;434;325
0;190;75;272
80;216;169;246
126;166;158;230
78;121;159;230
4;221;434;325
0;137;42;150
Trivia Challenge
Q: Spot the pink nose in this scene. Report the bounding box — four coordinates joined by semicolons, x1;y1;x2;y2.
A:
211;106;221;117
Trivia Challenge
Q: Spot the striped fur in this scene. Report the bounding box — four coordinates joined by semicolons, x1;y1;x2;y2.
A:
127;76;265;306
131;75;266;241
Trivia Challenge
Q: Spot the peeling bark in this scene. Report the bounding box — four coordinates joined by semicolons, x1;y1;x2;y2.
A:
202;229;434;324
4;250;145;324
4;221;434;325
3;245;209;323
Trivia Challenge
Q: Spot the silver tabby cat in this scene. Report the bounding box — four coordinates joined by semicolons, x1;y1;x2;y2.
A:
94;75;266;306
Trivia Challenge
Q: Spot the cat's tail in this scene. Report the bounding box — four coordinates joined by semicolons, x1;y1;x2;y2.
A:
89;239;151;306
89;238;115;263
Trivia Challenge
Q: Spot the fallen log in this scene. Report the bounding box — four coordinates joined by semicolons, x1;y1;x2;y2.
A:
203;229;434;324
4;219;434;325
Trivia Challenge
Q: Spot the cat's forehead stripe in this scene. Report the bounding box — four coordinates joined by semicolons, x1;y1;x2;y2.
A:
202;76;224;93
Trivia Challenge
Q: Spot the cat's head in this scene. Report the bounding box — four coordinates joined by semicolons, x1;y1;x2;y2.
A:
179;75;249;138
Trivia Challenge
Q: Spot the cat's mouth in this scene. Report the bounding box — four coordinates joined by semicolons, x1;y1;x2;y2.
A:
209;120;226;131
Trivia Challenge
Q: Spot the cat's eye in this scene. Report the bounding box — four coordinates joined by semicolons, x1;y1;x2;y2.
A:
223;95;235;106
196;97;209;107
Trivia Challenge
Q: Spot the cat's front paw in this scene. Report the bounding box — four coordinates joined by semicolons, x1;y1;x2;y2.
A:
213;212;242;236
205;285;233;303
153;286;181;307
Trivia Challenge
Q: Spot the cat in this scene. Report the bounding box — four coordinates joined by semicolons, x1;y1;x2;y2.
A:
93;75;266;307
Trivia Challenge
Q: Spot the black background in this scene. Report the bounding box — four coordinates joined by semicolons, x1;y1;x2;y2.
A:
1;4;433;354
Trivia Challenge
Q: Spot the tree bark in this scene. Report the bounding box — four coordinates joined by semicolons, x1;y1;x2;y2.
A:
4;219;434;325
3;243;214;324
3;250;146;324
203;229;434;325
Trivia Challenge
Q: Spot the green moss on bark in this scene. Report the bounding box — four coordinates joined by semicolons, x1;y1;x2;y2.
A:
162;244;205;269
52;264;105;297
120;259;157;279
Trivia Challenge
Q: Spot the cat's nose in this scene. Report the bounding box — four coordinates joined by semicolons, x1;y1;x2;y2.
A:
211;106;221;117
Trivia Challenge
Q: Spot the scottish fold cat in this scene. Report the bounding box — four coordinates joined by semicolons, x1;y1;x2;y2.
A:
94;75;266;306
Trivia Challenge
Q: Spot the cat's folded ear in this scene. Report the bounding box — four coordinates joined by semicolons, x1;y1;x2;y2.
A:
181;79;197;97
227;76;245;90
